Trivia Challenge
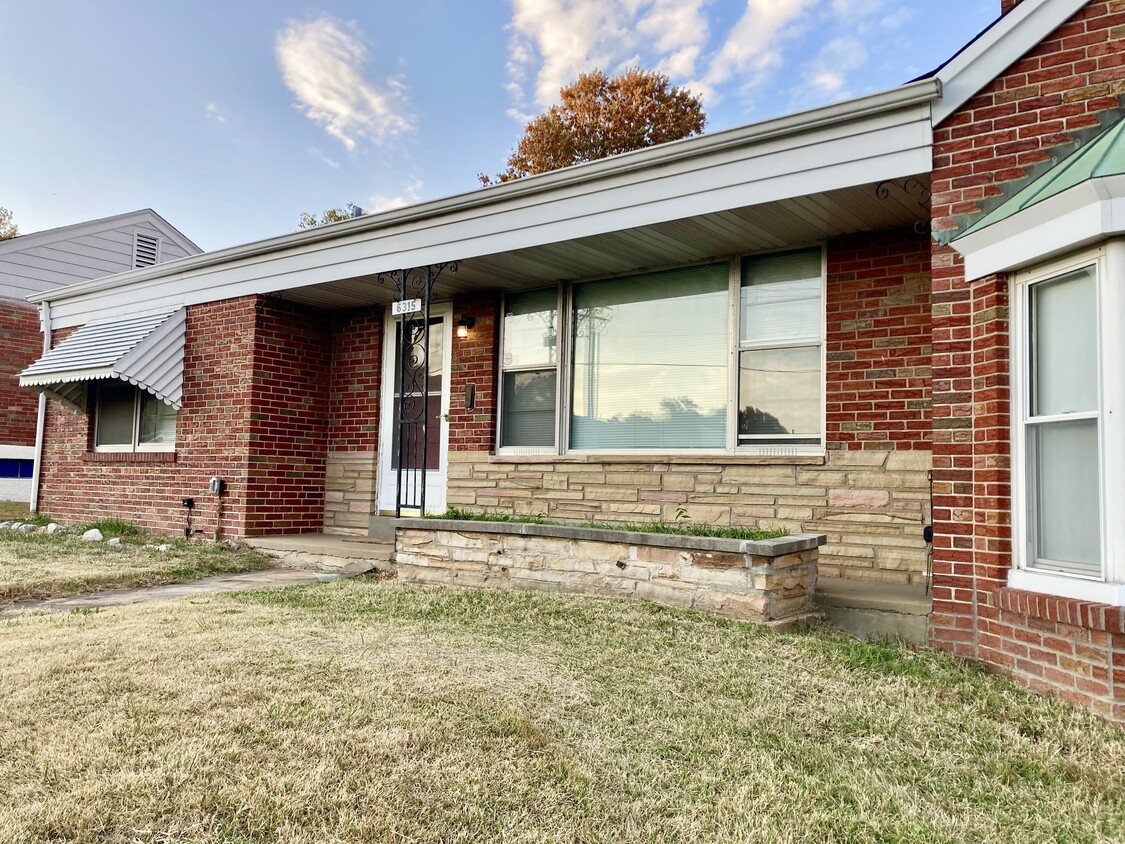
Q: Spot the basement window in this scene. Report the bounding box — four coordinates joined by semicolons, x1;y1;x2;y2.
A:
94;382;176;452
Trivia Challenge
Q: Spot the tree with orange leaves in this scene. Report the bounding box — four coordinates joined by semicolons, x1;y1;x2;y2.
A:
480;68;705;185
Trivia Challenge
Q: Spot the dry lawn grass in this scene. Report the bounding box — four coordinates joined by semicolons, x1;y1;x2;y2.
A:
1;581;1123;843
0;525;271;607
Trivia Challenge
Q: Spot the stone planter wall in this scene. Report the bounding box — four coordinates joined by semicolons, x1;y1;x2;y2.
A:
395;519;826;626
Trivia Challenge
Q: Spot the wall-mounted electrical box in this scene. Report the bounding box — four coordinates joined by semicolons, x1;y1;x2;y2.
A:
209;477;226;495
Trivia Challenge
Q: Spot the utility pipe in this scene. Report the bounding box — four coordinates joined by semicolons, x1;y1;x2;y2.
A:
28;299;50;513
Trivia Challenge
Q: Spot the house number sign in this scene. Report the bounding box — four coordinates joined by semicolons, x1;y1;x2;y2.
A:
392;298;422;316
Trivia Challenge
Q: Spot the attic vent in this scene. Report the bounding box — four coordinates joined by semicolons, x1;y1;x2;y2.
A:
133;232;161;268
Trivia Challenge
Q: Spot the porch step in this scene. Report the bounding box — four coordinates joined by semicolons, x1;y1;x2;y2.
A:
815;577;932;646
244;534;395;575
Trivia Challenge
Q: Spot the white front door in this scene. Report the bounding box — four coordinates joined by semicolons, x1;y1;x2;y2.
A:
378;304;452;515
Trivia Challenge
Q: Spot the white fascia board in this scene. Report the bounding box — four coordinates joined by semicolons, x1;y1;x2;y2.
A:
933;0;1089;126
955;175;1125;279
40;92;936;330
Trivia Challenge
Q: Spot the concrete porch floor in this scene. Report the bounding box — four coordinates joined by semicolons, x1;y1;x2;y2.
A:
815;577;932;645
244;534;394;575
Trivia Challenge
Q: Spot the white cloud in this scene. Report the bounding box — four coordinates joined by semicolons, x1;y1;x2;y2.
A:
308;147;340;169
205;103;226;123
367;179;424;213
506;0;711;111
696;0;818;103
276;17;412;151
808;36;868;93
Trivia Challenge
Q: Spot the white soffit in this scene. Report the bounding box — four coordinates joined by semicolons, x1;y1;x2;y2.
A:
933;0;1091;126
952;174;1125;279
19;307;187;409
36;80;940;329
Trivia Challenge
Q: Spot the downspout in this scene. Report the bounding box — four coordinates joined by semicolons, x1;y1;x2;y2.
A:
29;299;50;513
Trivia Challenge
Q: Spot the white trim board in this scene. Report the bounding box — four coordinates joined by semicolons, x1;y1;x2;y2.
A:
953;175;1125;279
933;0;1092;126
38;92;936;330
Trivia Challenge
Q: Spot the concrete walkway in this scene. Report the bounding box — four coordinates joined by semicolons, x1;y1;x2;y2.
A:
0;568;349;619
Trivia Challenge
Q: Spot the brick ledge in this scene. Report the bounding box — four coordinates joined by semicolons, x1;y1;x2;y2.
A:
996;587;1125;635
82;451;177;464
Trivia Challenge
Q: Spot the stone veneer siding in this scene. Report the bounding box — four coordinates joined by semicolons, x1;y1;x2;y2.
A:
396;520;824;625
929;0;1125;724
444;228;933;585
448;450;929;585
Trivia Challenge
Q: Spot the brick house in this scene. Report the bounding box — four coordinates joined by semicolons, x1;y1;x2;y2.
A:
0;210;200;502
17;0;1125;722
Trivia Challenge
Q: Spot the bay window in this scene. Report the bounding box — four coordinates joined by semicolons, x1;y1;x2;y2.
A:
497;247;825;454
1010;246;1125;605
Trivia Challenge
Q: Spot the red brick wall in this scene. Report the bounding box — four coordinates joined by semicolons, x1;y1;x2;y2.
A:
449;293;500;452
38;295;333;537
243;299;331;534
0;302;41;447
328;308;383;453
39;298;258;536
826;228;932;452
929;0;1125;723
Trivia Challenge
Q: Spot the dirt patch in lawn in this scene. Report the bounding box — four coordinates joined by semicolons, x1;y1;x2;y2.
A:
0;581;1122;843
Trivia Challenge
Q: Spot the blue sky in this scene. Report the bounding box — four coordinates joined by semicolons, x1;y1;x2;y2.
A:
1;0;1001;252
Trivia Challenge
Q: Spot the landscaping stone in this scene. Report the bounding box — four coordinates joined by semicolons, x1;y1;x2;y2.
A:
81;529;103;542
0;522;11;530
107;538;123;548
156;544;171;552
17;524;38;534
45;523;60;535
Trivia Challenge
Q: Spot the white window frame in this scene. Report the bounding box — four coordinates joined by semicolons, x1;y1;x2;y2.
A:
1009;242;1125;605
94;383;176;453
730;245;827;456
496;287;564;455
494;246;827;457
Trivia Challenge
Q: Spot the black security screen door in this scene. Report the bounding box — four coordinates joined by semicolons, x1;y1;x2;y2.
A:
377;263;456;516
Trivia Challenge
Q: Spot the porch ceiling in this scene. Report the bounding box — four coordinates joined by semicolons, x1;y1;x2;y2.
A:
278;177;930;310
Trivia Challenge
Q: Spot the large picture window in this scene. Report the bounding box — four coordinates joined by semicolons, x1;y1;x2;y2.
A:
571;265;728;449
497;250;825;455
94;381;176;452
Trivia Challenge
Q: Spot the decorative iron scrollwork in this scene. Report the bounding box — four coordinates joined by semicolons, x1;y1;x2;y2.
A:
875;178;932;234
380;262;457;516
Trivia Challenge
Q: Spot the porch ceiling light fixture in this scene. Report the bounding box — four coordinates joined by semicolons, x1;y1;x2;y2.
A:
456;315;476;339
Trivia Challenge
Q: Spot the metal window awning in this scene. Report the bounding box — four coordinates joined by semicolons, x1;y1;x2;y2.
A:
19;307;186;411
